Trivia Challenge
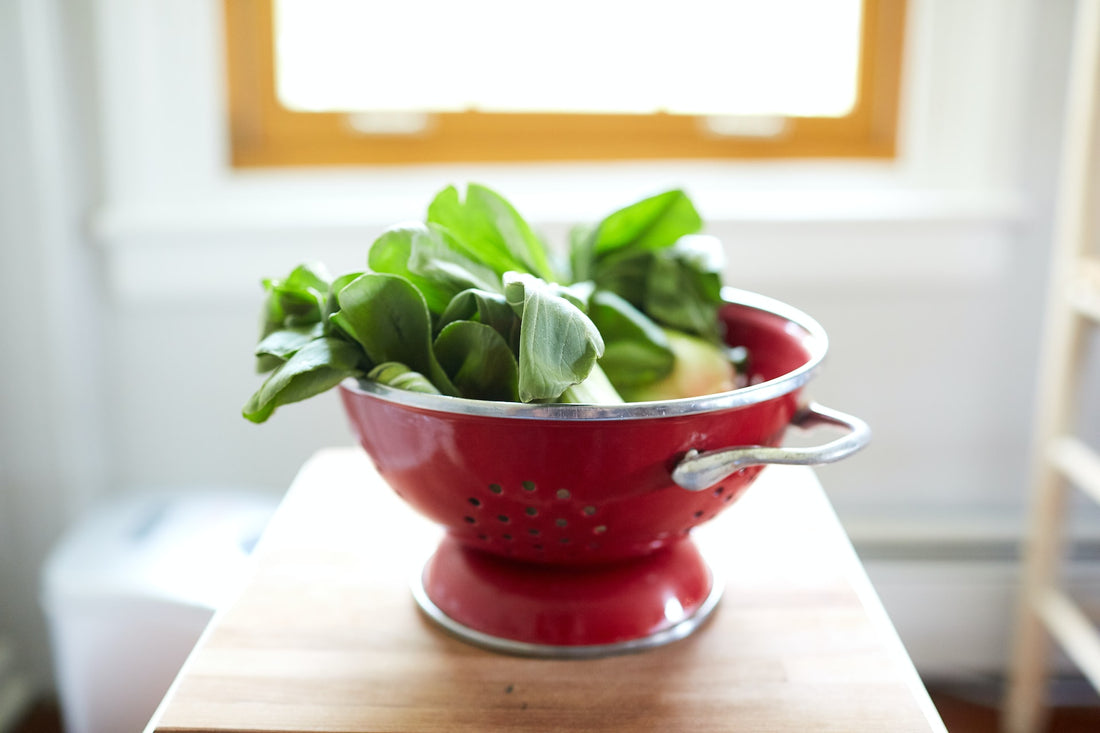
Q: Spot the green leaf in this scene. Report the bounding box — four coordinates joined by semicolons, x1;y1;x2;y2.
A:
571;190;702;292
592;189;702;255
644;235;725;340
322;271;365;325
568;223;598;283
255;354;284;375
260;262;333;330
434;321;519;401
261;283;321;329
588;290;674;389
590;248;654;309
366;362;441;395
503;272;604;402
284;262;332;295
245;186;739;420
242;337;362;423
438;288;520;352
255;323;326;361
427;184;558;281
367;223;501;315
331;273;457;395
255;263;338;373
551;280;595;312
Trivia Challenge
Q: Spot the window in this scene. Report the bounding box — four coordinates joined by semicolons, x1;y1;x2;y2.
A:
224;0;906;166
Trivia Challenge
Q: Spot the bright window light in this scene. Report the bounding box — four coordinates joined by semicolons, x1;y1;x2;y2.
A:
274;0;864;118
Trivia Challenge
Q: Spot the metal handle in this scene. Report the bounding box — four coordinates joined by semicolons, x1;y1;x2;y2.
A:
671;402;871;491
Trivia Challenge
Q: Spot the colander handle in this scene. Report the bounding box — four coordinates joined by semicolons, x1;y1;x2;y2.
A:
670;402;871;491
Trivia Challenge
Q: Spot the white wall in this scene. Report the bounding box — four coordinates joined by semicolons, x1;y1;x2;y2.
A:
0;0;111;701
0;0;1091;703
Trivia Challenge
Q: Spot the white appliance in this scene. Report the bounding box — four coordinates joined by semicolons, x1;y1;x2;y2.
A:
40;491;278;733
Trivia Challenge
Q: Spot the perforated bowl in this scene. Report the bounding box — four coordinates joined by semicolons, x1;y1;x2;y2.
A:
339;288;869;657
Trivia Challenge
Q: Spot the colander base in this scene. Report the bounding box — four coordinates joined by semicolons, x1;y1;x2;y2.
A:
413;536;722;658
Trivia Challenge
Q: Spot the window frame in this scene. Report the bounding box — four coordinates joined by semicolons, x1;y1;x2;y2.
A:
224;0;907;167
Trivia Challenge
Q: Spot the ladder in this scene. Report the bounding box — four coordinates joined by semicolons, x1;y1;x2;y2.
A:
1004;1;1100;731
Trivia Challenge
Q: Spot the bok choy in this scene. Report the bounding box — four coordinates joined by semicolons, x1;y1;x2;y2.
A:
243;184;742;423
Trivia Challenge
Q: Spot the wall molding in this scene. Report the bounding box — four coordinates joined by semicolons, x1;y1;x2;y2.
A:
864;555;1100;677
91;188;1024;303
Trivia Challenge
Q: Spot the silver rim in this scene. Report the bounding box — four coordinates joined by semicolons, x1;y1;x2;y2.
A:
410;569;724;659
671;402;873;490
342;287;828;421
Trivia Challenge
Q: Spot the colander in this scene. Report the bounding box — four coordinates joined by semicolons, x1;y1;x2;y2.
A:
339;288;869;657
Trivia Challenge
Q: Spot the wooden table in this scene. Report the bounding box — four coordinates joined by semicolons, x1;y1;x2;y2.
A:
147;447;946;733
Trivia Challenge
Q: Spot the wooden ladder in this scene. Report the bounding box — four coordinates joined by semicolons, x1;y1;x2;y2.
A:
1004;1;1100;731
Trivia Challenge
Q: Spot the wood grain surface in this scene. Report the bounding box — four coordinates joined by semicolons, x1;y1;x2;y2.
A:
148;447;946;733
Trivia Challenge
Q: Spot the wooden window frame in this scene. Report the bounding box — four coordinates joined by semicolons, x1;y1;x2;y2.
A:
224;0;906;167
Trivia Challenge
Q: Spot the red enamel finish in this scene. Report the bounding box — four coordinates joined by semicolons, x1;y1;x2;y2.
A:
338;300;820;648
422;535;712;646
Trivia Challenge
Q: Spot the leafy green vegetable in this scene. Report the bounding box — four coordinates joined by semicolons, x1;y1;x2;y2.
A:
594;189;702;255
261;263;331;329
322;271;364;324
642;235;725;341
367;223;500;314
503;272;605;402
437;289;520;354
255;323;325;362
254;263;334;372
618;329;737;403
569;189;702;281
331;273;457;395
243;183;744;423
561;363;624;405
587;290;674;390
243;337;362;423
367;362;441;394
570;191;723;340
428;184;559;282
434;321;519;401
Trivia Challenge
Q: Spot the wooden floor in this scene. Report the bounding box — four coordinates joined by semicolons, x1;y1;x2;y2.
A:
930;690;1100;732
12;689;1100;733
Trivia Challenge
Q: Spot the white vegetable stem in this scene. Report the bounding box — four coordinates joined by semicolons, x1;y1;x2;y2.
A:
560;363;624;405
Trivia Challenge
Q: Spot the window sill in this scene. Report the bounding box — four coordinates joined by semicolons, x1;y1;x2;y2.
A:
91;184;1026;303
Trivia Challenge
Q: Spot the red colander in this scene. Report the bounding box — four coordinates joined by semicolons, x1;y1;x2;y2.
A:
338;288;869;657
